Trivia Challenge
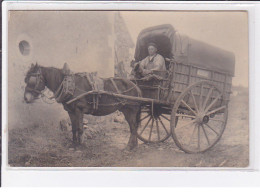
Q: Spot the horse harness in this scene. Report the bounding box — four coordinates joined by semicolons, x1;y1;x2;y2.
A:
26;68;138;110
54;75;75;103
77;74;139;112
83;74;125;112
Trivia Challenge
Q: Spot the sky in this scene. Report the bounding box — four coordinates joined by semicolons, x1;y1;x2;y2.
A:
121;11;248;87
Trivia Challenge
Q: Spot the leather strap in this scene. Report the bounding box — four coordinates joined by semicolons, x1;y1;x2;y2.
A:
110;78;121;94
86;73;95;91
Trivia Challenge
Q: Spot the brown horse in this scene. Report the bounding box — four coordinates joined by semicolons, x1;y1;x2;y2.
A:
24;63;142;150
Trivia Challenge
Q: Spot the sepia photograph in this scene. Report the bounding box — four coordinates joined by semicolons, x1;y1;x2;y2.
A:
6;10;249;168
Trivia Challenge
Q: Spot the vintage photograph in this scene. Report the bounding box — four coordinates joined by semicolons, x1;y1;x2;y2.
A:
7;11;248;167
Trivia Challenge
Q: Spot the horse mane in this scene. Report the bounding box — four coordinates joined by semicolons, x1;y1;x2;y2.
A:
44;66;63;77
41;66;64;89
25;64;61;77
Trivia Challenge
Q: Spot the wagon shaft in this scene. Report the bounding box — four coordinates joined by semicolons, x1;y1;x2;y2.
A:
66;89;173;107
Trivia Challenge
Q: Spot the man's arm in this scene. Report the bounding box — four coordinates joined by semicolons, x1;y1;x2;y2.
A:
139;57;147;69
151;55;166;71
139;57;153;75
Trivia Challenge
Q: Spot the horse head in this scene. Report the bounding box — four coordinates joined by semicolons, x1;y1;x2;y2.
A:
24;63;46;103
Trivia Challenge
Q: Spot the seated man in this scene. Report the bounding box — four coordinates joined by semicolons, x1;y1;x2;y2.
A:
134;42;166;78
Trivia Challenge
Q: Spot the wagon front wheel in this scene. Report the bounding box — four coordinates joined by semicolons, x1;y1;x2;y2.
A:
171;81;228;153
137;106;173;143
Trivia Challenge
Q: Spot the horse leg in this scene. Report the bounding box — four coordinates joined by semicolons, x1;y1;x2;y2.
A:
122;106;141;150
75;108;84;145
68;112;77;147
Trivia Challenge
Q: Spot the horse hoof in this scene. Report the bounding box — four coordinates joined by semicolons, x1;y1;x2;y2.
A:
125;144;137;151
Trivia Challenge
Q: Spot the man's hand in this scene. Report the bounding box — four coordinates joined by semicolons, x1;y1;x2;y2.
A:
134;63;140;71
142;69;152;75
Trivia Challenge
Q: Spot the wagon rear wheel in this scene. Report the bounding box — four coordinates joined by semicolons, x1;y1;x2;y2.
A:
137;106;174;143
171;81;228;154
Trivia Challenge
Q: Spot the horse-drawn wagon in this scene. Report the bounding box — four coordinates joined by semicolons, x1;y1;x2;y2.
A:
24;24;235;154
131;24;235;153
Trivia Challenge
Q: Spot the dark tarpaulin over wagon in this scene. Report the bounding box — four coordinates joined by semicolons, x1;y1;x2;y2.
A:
134;24;235;76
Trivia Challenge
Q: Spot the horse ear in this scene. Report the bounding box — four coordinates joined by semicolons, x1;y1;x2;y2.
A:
35;62;38;67
31;63;35;68
62;63;70;75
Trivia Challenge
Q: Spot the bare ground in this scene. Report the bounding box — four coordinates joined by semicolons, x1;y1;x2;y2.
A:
8;91;249;167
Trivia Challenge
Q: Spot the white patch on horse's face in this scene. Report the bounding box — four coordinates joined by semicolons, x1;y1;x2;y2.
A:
24;91;35;103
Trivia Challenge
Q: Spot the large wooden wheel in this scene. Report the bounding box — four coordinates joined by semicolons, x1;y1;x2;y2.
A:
137;105;174;143
171;81;228;153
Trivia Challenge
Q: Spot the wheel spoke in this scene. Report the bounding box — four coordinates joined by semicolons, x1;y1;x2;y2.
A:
148;118;155;141
205;93;222;113
158;116;170;135
139;116;152;136
199;84;204;110
202;87;214;111
210;118;225;123
198;125;201;151
190;90;199;113
139;113;151;122
156;119;160;141
181;100;197;116
201;124;210;145
205;123;219;136
176;113;196;119
175;119;196;130
206;105;226;116
161;114;170;122
188;124;197;146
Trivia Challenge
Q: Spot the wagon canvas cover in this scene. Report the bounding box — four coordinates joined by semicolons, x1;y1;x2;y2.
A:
134;24;235;76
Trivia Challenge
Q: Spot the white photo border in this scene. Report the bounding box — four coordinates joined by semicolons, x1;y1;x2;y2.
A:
2;1;259;186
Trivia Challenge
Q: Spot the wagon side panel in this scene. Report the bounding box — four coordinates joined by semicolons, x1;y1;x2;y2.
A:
167;62;233;111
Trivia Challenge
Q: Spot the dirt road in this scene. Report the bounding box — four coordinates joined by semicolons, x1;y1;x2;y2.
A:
8;90;249;167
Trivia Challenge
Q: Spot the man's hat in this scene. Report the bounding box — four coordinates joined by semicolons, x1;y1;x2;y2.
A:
147;42;158;49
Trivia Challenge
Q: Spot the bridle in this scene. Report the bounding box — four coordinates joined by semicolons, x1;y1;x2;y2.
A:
25;68;46;95
25;67;57;104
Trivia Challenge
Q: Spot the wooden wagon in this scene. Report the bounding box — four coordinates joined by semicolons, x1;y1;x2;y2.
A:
67;24;235;153
131;24;235;153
